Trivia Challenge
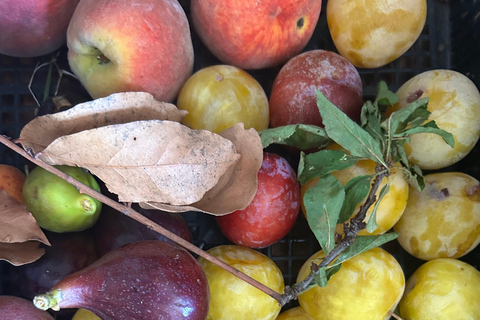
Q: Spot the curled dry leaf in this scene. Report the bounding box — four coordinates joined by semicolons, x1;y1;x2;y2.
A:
36;120;241;206
0;242;46;266
141;123;263;215
19;92;187;154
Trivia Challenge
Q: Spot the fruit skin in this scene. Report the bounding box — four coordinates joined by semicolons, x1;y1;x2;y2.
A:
0;0;79;58
327;0;427;68
276;306;315;320
297;247;405;320
0;295;54;320
177;65;269;134
215;152;300;248
72;308;101;320
67;0;194;102
191;0;322;70
22;165;102;233
33;240;210;320
11;230;99;302
94;204;193;256
0;164;26;203
399;258;480;320
386;69;480;170
394;172;480;261
197;245;284;320
269;50;363;128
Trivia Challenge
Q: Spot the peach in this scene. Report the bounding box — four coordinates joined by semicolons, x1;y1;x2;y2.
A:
386;69;480;170
197;245;284;320
177;65;269;133
269;50;363;128
327;0;427;68
67;0;194;102
394;172;480;261
297;247;405;320
0;164;26;204
399;258;480;319
0;0;79;57
191;0;322;70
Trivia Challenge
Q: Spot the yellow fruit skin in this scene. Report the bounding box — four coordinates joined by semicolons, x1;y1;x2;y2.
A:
387;69;480;170
297;247;405;320
197;245;284;320
399;258;480;320
177;65;269;134
394;172;480;260
72;308;102;320
276;306;315;320
327;0;426;68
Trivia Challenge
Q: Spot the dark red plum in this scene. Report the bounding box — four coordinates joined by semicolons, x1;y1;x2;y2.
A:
0;295;54;320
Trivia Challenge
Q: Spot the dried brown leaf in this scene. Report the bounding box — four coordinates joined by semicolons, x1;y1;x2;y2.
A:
19;92;187;154
0;241;46;266
0;190;50;245
36;120;240;205
141;123;263;215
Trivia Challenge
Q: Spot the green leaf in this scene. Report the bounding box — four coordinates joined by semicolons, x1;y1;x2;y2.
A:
382;98;430;134
304;174;345;256
258;124;331;150
401;165;425;192
315;264;342;288
390;138;409;165
298;150;361;185
331;233;399;267
338;175;374;224
365;182;390;233
316;89;387;168
361;101;385;149
394;121;455;148
374;81;399;107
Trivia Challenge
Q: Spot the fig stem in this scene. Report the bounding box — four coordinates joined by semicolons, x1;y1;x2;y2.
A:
33;289;63;311
0;135;285;305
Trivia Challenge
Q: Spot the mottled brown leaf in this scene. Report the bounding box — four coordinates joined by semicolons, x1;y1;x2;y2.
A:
0;241;46;266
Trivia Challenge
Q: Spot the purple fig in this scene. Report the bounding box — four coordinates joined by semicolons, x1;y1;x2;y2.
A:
33;240;210;320
0;295;54;320
94;205;193;256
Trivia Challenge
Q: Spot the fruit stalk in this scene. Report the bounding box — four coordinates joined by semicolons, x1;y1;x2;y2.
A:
33;289;63;311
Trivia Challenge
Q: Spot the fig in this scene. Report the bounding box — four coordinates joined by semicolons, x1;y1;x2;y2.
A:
23;165;102;233
0;295;54;320
33;240;210;320
94;204;193;256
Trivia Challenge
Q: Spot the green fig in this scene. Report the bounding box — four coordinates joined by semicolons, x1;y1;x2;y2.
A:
23;165;102;233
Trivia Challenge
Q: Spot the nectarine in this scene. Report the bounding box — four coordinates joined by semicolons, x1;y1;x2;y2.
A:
0;164;26;204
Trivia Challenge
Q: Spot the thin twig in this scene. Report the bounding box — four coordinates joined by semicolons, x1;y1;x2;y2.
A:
388;310;405;320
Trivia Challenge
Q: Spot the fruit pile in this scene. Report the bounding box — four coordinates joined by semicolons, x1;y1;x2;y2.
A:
1;0;479;320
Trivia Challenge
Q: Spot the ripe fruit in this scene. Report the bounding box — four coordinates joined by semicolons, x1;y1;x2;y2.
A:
269;50;363;128
72;309;101;320
276;306;315;320
0;164;26;203
399;258;480;319
297;247;405;320
191;0;322;69
394;172;480;260
0;0;79;58
0;295;54;320
177;65;269;134
327;0;427;68
22;165;102;233
67;0;194;102
215;152;300;248
94;204;193;256
33;240;210;320
197;245;284;320
386;69;480;170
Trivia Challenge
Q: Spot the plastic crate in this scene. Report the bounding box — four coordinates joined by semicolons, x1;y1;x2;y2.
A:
1;0;479;314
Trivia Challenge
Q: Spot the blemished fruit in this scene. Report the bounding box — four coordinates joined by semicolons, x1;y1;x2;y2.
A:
297;247;405;320
22;165;102;233
0;164;26;203
301;144;409;236
276;306;315;320
394;172;480;261
33;240;210;320
327;0;427;68
399;258;480;319
197;245;284;320
72;308;102;320
0;295;54;320
0;0;79;58
191;0;322;69
216;152;300;248
386;69;480;170
177;65;269;134
67;0;194;102
94;204;193;256
269;49;363;128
